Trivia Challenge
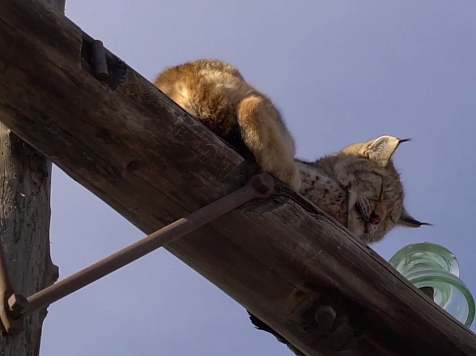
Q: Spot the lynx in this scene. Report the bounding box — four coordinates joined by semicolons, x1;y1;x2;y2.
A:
154;59;427;244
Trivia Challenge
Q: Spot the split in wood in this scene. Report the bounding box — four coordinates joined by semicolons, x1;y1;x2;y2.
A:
0;174;274;335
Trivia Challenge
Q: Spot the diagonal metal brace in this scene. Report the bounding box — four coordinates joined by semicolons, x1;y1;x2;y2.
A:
2;173;274;331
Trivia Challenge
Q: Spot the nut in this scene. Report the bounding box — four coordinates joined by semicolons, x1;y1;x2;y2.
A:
249;174;274;197
8;293;29;319
315;305;336;333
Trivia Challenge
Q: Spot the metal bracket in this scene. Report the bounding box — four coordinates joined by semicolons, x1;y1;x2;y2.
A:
91;40;109;81
0;174;274;334
0;239;26;334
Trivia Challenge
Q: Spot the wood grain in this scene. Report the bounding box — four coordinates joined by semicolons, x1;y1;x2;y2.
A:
0;1;63;355
0;1;474;355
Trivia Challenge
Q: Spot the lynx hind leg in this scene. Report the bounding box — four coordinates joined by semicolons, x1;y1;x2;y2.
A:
155;71;237;139
237;95;301;190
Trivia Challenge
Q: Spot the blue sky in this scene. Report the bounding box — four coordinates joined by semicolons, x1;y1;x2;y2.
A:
40;1;476;355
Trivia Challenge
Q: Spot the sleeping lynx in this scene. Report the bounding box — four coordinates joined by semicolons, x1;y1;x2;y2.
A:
154;59;427;244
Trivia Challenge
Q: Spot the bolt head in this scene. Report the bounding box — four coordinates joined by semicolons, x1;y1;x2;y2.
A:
315;305;336;333
249;174;274;196
8;293;29;318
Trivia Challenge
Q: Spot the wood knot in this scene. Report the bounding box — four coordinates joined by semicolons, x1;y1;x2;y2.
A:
126;160;139;172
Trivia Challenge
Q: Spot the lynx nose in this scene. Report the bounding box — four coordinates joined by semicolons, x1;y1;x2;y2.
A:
370;213;381;225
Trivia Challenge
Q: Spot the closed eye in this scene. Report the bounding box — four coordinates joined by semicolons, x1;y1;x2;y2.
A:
388;214;395;224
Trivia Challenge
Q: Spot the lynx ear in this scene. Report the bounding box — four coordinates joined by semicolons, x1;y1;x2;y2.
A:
398;207;432;228
365;136;410;167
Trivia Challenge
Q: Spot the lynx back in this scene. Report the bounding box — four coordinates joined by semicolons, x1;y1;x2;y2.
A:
155;59;301;190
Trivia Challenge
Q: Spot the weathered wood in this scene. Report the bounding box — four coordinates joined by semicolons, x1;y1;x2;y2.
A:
44;0;65;12
0;2;63;355
0;1;474;355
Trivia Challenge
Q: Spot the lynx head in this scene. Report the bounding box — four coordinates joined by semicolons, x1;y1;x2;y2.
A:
342;135;429;244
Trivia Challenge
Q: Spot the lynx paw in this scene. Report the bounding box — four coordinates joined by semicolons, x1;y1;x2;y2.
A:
267;162;301;191
286;166;302;191
355;195;373;222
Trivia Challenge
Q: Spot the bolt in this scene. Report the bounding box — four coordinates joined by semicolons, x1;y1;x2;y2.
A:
249;174;274;197
91;40;110;81
419;287;435;300
8;293;29;319
315;305;336;333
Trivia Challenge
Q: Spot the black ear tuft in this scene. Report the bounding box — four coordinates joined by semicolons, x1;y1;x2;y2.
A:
398;207;432;228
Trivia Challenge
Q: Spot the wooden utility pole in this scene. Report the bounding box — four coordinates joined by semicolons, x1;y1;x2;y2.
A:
0;1;475;355
0;1;63;355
